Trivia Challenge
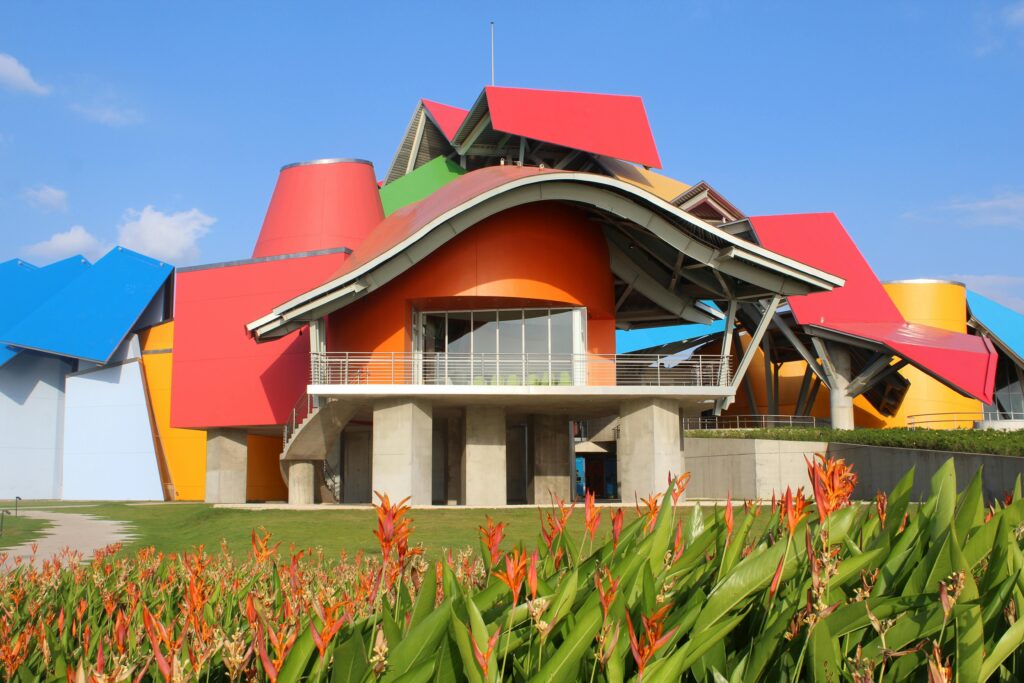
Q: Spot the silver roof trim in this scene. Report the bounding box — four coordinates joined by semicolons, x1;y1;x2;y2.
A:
280;158;373;172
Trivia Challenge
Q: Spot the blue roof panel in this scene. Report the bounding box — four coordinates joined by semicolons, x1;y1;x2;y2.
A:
967;291;1024;363
616;321;727;354
0;256;92;366
0;248;172;363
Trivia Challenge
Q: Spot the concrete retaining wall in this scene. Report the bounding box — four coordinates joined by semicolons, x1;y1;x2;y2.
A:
686;437;1024;502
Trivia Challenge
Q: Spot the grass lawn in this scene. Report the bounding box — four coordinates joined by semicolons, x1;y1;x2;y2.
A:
0;514;50;550
50;501;710;560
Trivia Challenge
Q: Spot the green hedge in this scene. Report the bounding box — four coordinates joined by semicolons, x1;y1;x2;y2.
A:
684;427;1024;456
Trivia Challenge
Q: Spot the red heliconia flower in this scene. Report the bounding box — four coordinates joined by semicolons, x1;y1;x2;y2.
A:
467;624;501;678
769;553;786;599
671;472;691;506
638;494;661;533
610;508;624;549
584;491;601;541
771;490;778;516
250;528;281;563
527;550;539;601
782;487;809;536
310;604;347;660
626;604;676;680
493;548;528;605
724;494;735;540
595;567;620;620
805;453;857;521
374;491;413;560
876;491;888;529
479;516;507;567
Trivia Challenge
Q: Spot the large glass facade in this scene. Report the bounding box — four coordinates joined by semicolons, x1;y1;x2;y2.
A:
414;308;585;385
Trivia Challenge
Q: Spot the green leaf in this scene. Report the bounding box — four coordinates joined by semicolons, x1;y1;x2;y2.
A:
543;568;578;635
644;610;747;683
384;601;451;680
448;599;484;683
980;612;1024;680
927;458;957;544
718;508;755;578
693;532;788;632
532;603;603;683
954;465;984;544
648;482;676;574
684;502;705;546
389;660;435;683
408;564;437;631
330;632;369;683
809;619;841;683
276;616;319;683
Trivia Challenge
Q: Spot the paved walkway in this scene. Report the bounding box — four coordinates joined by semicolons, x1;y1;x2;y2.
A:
2;510;133;565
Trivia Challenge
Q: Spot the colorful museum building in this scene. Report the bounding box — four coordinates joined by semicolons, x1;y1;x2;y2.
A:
2;86;1020;504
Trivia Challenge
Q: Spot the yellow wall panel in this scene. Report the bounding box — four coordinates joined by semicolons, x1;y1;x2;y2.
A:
139;321;208;500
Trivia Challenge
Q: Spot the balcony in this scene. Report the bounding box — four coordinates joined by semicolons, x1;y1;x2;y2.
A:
311;351;732;388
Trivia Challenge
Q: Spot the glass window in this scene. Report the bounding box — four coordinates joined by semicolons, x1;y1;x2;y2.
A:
415;307;583;385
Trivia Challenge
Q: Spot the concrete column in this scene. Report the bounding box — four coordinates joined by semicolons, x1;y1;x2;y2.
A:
828;344;856;430
462;406;507;506
529;415;572;504
617;398;681;502
204;428;248;503
372;399;433;505
287;461;315;505
343;429;372;503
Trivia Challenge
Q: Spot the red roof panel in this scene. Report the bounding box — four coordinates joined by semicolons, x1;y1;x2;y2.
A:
750;213;997;403
171;252;348;429
483;86;662;168
252;160;383;259
421;99;468;142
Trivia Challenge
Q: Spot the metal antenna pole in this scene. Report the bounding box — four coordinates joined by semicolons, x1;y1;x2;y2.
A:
490;21;495;85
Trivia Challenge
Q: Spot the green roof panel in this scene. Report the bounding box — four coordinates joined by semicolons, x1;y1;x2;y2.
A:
379;156;466;216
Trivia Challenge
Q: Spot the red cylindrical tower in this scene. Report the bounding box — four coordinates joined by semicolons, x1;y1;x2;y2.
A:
252;158;384;258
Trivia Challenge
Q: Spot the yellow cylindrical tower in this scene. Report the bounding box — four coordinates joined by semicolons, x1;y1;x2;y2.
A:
882;280;982;428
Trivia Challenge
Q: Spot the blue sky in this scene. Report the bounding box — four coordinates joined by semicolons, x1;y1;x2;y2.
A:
1;2;1022;311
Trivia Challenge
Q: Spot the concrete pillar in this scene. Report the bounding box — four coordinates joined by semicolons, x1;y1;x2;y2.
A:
463;406;507;506
343;429;372;503
617;398;681;502
286;461;315;505
828;344;856;430
372;399;433;505
204;428;248;503
529;415;572;504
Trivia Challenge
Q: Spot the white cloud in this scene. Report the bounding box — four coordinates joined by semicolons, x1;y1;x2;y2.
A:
1007;1;1024;27
0;53;50;95
954;274;1024;314
946;190;1024;229
22;184;68;212
116;206;213;265
23;225;106;263
70;102;143;127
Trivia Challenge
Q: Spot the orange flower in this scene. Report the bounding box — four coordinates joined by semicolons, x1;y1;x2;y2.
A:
584;491;601;541
595;567;620;620
527;550;539;601
493;548;528;605
637;494;661;533
610;508;624;549
876;491;888;529
782;487;809;536
805;454;857;521
250;528;280;563
724;494;734;541
626;604;676;680
373;491;412;560
468;624;501;678
670;472;691;506
310;604;347;660
479;516;507;566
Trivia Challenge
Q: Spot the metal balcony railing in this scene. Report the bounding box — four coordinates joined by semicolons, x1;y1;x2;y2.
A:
310;352;733;388
906;411;1024;430
682;414;829;430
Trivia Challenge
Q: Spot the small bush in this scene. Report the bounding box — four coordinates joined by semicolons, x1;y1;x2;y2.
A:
686;426;1024;456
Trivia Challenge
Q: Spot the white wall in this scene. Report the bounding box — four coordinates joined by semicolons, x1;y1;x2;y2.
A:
0;353;71;499
62;360;164;500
